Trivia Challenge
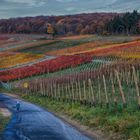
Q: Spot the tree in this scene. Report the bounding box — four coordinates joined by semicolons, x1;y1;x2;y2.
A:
76;24;83;34
80;25;90;34
47;24;55;39
105;10;140;35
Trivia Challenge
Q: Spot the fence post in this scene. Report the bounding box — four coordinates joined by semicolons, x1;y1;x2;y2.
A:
83;81;86;105
78;81;82;104
103;75;109;108
132;66;140;109
88;79;95;106
115;70;127;108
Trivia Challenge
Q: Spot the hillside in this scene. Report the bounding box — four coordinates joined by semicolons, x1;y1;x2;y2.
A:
1;11;140;36
0;34;140;140
0;13;119;35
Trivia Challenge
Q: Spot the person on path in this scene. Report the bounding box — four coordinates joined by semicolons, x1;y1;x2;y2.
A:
16;101;20;112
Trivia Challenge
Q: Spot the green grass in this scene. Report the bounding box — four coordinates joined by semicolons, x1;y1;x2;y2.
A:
0;113;10;134
17;93;140;140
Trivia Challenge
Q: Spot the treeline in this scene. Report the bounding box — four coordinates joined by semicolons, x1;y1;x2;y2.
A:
0;13;118;35
0;11;140;35
106;10;140;35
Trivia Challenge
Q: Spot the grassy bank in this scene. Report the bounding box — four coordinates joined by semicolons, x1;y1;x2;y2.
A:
0;113;10;134
0;89;10;138
18;93;140;140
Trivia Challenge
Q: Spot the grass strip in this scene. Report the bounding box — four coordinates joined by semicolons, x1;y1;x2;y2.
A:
19;94;140;140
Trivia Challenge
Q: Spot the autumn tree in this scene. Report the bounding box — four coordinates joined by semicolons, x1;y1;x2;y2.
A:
76;24;83;34
47;24;55;39
0;13;125;35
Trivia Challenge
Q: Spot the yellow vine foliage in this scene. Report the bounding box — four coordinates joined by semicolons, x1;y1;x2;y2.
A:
0;53;44;68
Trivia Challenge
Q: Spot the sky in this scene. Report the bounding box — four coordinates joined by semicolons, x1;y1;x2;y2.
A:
0;0;140;19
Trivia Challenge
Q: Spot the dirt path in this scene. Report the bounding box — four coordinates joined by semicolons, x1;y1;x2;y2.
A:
0;93;99;140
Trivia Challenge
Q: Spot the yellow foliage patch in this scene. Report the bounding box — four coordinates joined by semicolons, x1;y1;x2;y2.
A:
0;53;44;68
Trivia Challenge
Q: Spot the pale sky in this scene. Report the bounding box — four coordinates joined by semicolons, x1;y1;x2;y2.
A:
0;0;140;19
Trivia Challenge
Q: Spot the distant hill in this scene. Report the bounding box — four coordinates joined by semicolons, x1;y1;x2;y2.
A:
0;13;119;35
0;11;140;36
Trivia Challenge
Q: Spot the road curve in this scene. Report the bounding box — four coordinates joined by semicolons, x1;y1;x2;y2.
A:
0;93;97;140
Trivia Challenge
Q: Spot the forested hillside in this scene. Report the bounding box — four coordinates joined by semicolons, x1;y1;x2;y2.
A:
0;11;140;35
0;13;119;35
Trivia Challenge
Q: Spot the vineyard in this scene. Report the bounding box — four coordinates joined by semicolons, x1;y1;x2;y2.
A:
0;34;140;139
0;35;139;108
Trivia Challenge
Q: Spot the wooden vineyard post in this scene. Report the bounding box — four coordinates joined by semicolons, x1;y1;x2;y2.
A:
131;70;134;86
32;83;34;95
48;84;51;98
40;80;43;96
52;84;54;99
60;84;62;101
78;81;82;104
115;70;127;108
88;79;95;106
50;84;53;98
75;82;78;103
40;82;43;96
54;84;57;100
111;74;118;107
65;85;68;102
68;84;72;103
32;83;38;94
132;66;140;109
32;84;34;95
71;82;75;103
137;71;139;83
88;79;91;106
126;71;130;86
37;79;40;95
66;84;70;102
49;84;51;98
60;84;63;102
124;67;128;85
58;84;61;101
46;85;48;97
62;84;66;102
49;85;52;97
48;84;51;97
98;76;102;107
55;84;58;99
122;69;126;83
36;83;38;95
41;81;44;96
103;75;109;108
35;79;38;95
48;85;50;97
83;81;87;105
42;80;46;96
67;83;70;102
